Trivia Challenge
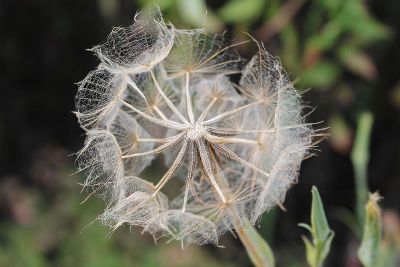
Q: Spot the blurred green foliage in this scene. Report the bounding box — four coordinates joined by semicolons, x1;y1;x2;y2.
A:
139;0;389;92
357;192;400;267
357;193;382;267
351;112;374;226
0;170;237;267
218;0;266;23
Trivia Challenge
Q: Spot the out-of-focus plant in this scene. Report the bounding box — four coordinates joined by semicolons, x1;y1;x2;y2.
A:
357;192;382;267
138;0;223;32
218;0;266;25
333;111;374;239
299;186;334;267
208;0;390;90
0;179;234;267
357;194;400;267
351;112;374;225
380;210;400;267
289;0;389;88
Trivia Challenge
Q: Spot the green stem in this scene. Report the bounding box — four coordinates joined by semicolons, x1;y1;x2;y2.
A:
350;112;373;228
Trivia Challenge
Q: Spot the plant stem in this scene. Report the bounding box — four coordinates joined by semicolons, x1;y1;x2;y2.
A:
351;112;373;227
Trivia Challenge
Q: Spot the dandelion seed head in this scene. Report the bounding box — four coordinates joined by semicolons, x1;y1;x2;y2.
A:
75;6;314;247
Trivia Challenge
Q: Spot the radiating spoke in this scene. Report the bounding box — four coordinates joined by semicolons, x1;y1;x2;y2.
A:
122;133;184;159
204;132;258;145
137;136;182;143
123;74;150;106
150;69;190;125
153;141;188;195
183;142;200;207
152;105;184;125
194;59;242;74
201;101;261;125
194;40;248;70
215;144;270;178
120;100;187;130
196;97;217;123
206;126;274;136
152;105;169;120
206;123;312;136
196;139;227;203
185;72;195;123
181;184;190;213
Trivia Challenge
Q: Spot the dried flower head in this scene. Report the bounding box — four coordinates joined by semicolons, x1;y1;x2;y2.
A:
75;7;314;247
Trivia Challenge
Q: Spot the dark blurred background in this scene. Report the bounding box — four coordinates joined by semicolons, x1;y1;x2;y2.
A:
1;0;399;266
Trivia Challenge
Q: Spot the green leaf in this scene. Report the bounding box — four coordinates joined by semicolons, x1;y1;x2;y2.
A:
316;0;342;15
259;208;277;244
280;24;300;73
311;186;330;242
299;61;341;88
300;186;334;267
338;45;377;80
328;113;352;154
176;0;223;31
218;0;265;23
338;1;390;43
302;236;317;267
237;221;275;267
176;0;207;26
306;21;342;52
357;193;382;267
298;223;313;233
138;0;175;10
319;231;335;265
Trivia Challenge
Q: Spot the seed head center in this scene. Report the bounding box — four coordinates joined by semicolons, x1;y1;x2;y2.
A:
186;124;205;140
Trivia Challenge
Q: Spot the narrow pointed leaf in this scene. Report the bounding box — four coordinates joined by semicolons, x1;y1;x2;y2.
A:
320;231;335;264
302;236;317;267
300;186;334;267
311;186;330;241
298;223;313;233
